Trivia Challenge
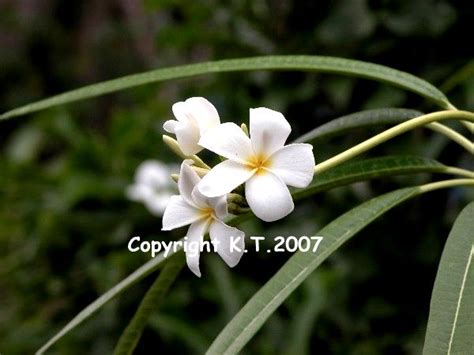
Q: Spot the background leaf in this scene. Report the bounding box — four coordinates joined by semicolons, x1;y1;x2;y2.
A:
293;155;445;200
112;251;185;355
206;186;422;354
281;273;325;355
423;202;474;355
36;245;183;354
294;108;423;143
1;56;451;120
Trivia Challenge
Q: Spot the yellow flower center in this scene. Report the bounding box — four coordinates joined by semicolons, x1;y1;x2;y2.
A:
200;207;214;219
246;154;271;175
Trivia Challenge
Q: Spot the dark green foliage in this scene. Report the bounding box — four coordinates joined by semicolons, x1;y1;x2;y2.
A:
1;1;473;354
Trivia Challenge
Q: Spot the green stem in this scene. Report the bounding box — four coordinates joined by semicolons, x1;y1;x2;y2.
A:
418;178;474;193
162;135;211;169
443;167;474;179
446;102;474;132
427;122;473;153
314;110;474;175
113;251;185;355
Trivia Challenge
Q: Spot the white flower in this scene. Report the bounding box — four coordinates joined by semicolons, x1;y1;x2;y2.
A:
162;161;245;277
163;97;220;156
126;160;177;216
197;108;315;222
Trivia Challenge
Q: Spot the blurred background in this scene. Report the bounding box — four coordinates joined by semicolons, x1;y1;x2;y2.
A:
1;0;473;354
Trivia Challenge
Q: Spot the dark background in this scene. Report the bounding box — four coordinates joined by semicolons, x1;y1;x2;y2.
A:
1;1;473;354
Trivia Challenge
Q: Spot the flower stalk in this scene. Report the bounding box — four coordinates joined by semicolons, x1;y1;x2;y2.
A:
426;122;473;153
163;135;210;169
418;178;474;193
314;110;474;175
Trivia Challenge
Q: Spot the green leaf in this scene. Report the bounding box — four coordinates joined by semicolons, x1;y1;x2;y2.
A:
206;186;422;354
281;274;324;355
149;314;210;354
36;214;241;354
205;179;473;355
113;251;185;355
36;245;183;354
1;56;451;120
208;255;242;319
294;108;423;143
423;202;474;355
293;155;446;200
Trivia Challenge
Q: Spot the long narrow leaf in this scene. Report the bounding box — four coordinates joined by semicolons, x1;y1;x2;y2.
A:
1;56;451;120
206;187;421;354
35;243;183;354
293;155;445;200
113;251;185;355
294;108;422;143
423;202;474;355
282;274;324;355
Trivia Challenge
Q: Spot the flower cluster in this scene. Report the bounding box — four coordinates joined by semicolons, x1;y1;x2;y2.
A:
126;160;178;216
162;97;315;276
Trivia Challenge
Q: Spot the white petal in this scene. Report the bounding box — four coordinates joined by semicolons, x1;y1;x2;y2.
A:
268;143;315;188
190;186;210;209
183;97;220;133
199;123;254;164
209;220;245;268
198;159;255;197
178;161;201;206
163;120;178;133
135;160;170;187
171;101;190;123
249;107;291;156
126;184;153;202
185;219;210;277
191;188;228;219
144;193;172;216
171;98;220;156
208;195;228;220
174;121;202;156
162;196;201;230
245;172;294;222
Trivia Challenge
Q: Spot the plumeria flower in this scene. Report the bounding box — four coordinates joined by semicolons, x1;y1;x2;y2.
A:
162;161;245;277
126;160;177;216
198;108;315;222
163;97;220;156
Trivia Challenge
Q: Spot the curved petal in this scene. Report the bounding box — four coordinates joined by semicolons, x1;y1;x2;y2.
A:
249;107;291;156
174;121;202;156
198;159;255;198
171;101;190;123
191;188;228;219
178;161;201;206
199;123;253;164
190;187;208;209
162;196;201;230
245;172;294;222
163;120;178;133
185;219;210;277
209;220;245;268
208;195;228;220
183;97;220;133
268;143;315;188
